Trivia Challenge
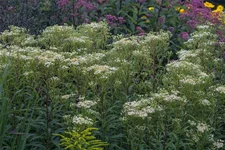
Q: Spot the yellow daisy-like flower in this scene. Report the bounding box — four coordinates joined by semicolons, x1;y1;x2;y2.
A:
217;5;224;11
148;7;154;11
179;9;185;14
212;5;224;13
204;1;215;8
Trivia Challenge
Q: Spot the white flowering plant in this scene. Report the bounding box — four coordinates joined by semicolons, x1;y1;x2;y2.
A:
0;22;224;149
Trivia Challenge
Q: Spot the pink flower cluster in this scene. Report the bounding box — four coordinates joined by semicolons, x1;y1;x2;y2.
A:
104;15;125;26
57;0;70;8
180;0;222;25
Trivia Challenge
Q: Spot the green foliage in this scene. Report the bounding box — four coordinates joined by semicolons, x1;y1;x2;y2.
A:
76;21;110;50
0;22;224;149
121;24;225;149
0;26;35;47
56;128;108;150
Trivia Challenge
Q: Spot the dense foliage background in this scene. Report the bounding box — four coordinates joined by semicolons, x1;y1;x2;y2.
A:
0;0;225;150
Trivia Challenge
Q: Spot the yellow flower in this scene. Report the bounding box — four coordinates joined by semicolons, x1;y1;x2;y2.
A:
204;2;215;8
146;19;150;23
141;16;147;19
148;7;154;11
179;9;185;14
217;5;224;11
212;5;224;13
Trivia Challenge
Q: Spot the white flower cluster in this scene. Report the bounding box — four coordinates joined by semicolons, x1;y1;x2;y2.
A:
0;46;42;61
123;98;161;119
65;36;89;43
196;122;209;133
68;53;106;66
177;50;198;61
152;90;187;103
213;139;224;149
23;71;34;76
215;86;225;94
200;99;211;106
86;64;117;79
187;120;212;143
188;120;210;133
185;26;217;49
76;100;97;109
179;74;209;85
61;93;76;100
144;30;171;43
79;21;108;31
37;50;65;67
42;25;75;34
21;36;36;46
0;26;26;37
113;37;140;50
166;58;211;87
196;25;211;30
49;76;60;82
166;61;202;72
72;115;93;125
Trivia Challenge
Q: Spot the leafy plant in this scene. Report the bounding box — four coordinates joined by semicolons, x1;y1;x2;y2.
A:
56;127;108;150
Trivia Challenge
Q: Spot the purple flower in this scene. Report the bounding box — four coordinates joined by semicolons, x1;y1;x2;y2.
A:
57;0;69;8
105;15;125;25
85;18;89;23
8;6;14;11
187;20;198;29
118;17;125;24
168;27;174;32
136;26;144;33
105;14;117;25
137;0;146;4
159;16;165;25
146;14;152;18
136;26;145;36
138;32;145;36
179;32;189;40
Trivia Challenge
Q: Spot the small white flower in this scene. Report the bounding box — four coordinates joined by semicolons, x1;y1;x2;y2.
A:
188;120;196;126
50;76;60;81
72;115;93;125
197;122;209;133
76;100;97;109
200;99;211;106
23;71;34;76
213;139;224;149
61;93;75;100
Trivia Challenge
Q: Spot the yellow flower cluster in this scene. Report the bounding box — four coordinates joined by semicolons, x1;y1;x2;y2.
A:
204;1;225;24
212;5;224;13
204;1;224;13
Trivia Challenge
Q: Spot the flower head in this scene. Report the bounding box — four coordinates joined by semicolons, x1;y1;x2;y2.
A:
212;5;224;13
148;7;154;11
179;8;185;14
204;2;215;8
